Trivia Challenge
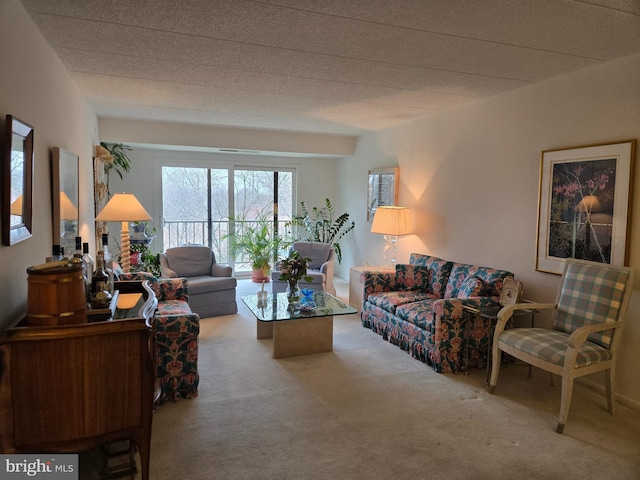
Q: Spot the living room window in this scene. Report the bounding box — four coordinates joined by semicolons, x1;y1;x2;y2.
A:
161;164;295;275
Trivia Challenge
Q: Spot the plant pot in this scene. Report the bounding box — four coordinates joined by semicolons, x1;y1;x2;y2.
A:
251;268;270;283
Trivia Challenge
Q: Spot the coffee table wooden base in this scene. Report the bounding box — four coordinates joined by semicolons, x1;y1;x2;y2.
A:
256;316;333;359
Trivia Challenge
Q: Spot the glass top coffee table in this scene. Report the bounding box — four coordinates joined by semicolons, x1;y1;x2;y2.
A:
242;291;357;359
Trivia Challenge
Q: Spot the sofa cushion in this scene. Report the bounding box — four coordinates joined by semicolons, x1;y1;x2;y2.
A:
368;291;437;314
395;264;430;291
157;299;193;316
445;263;513;299
396;299;437;330
409;254;453;298
187;276;237;295
165;246;214;277
458;276;484;298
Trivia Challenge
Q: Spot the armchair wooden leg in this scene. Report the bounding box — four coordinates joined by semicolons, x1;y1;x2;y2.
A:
605;367;616;415
557;374;575;434
487;341;502;394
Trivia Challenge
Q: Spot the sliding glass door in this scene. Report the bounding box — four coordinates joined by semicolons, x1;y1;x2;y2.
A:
161;163;294;275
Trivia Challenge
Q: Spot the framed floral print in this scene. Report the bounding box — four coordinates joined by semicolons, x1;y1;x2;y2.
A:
536;140;636;274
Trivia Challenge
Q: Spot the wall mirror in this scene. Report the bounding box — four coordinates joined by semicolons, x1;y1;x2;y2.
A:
367;167;399;221
2;115;34;246
52;147;79;255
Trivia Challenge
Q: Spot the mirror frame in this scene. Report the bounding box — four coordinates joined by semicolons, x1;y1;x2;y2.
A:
367;167;399;221
2;115;34;246
51;147;79;254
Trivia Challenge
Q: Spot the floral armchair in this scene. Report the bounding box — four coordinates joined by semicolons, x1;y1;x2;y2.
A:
118;271;200;404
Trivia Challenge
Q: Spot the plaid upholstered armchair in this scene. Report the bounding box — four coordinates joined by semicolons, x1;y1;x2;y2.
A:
488;259;634;433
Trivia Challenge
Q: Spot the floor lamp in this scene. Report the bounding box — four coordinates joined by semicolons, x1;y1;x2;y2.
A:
371;206;412;269
96;193;152;273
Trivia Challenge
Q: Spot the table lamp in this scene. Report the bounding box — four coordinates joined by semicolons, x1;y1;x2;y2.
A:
371;206;412;269
95;193;152;273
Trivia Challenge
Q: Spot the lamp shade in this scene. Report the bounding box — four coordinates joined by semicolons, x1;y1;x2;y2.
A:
95;193;152;222
371;206;412;236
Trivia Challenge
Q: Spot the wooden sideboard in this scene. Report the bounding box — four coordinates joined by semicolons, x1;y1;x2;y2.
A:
0;281;157;480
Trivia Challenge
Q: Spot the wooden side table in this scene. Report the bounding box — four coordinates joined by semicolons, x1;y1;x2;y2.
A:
348;266;395;311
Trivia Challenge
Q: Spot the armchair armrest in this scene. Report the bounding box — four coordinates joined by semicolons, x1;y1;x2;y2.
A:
494;302;557;339
361;270;398;303
159;253;178;278
211;263;232;277
567;321;621;348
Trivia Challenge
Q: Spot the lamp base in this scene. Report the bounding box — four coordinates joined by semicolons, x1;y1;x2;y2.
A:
120;223;131;273
382;235;398;270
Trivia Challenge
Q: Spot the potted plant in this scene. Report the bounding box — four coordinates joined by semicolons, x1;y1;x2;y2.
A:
287;198;355;263
224;213;287;282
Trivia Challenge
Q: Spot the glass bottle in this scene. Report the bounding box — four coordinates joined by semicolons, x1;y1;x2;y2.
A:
101;233;115;293
46;244;64;262
91;252;110;295
72;236;88;300
83;242;94;303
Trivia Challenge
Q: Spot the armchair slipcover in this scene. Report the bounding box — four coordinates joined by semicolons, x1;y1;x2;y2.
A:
271;241;336;295
160;245;237;317
119;271;200;404
488;259;634;433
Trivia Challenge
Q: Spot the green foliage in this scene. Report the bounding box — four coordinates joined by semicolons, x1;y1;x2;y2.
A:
129;243;161;276
277;250;313;284
287;198;355;263
101;142;132;180
129;223;160;276
223;212;290;275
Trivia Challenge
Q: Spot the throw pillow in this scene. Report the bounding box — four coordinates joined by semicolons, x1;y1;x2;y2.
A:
458;276;484;298
395;264;430;291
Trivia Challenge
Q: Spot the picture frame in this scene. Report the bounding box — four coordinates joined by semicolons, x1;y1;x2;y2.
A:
536;140;636;274
367;167;399;221
2;115;34;246
51;147;79;256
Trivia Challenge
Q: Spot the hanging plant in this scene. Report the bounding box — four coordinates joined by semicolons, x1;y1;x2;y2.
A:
100;142;132;180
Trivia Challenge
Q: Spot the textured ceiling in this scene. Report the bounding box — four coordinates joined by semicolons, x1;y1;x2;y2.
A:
20;0;640;135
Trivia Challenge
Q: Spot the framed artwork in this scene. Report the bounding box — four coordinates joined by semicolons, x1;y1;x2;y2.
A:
367;167;399;221
536;140;636;274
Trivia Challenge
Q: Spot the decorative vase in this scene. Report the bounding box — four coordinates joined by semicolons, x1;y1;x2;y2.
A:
300;288;316;312
286;280;301;304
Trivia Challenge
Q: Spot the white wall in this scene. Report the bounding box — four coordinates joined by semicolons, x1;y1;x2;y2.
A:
0;0;96;329
338;53;640;406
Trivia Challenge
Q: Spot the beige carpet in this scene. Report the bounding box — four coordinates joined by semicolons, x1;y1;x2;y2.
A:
144;278;640;480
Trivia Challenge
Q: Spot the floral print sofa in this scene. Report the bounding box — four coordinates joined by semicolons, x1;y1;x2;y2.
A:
119;271;200;404
361;254;513;373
